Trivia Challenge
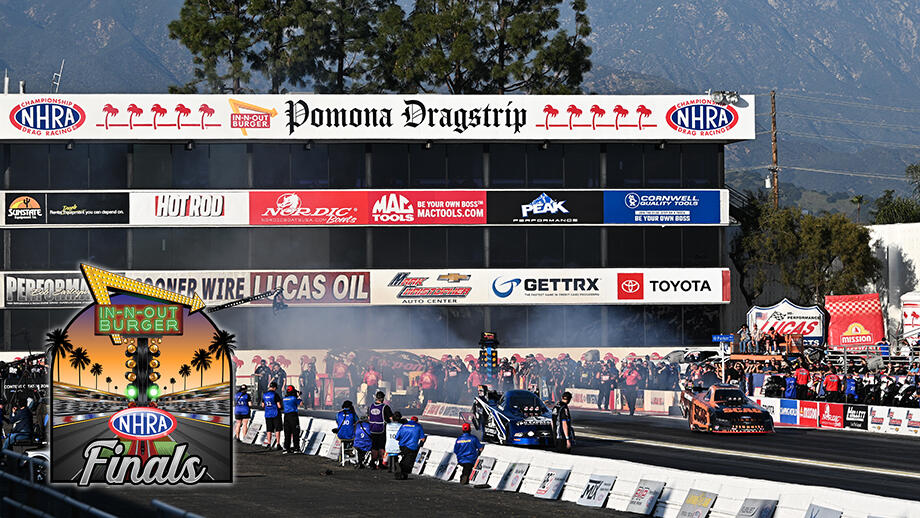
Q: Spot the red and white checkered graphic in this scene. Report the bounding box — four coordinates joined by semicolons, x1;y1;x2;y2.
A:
825;294;882;316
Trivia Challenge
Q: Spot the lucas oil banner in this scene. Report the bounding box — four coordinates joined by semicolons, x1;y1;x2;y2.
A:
747;298;826;346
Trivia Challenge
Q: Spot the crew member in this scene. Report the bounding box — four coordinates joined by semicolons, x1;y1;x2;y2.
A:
453;423;483;485
261;382;283;449
299;358;317;409
794;364;810;400
363;364;382;407
2;399;32;450
395;416;427;480
282;385;302;454
233;384;252;441
354;415;373;467
824;370;841;403
254;359;270;402
552;391;574;453
499;359;515;392
620;363;642;415
367;391;393;469
419;368;438;407
385;411;404;474
596;364;614;411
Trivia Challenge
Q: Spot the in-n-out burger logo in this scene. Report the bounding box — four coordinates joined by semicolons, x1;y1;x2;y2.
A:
372;194;414;222
840;322;874;345
155;194;225;217
665;99;738;136
649;279;712;292
261;192;358;224
285;99;526;135
9;98;86;135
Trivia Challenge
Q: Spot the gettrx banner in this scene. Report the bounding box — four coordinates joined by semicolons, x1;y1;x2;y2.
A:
3;268;730;308
1;94;754;141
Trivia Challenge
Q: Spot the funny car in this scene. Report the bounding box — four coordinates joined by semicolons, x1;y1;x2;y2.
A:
680;384;774;433
471;389;555;446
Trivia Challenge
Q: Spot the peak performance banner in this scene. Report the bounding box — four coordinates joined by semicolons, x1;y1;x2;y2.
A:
1;94;754;141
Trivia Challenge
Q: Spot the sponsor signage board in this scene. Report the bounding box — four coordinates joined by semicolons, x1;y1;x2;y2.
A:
534;468;570;500
818;402;844;429
4;192;129;225
486;191;602;224
249;271;371;305
625;479;665;515
411;448;430;475
496;462;529;492
735;498;778;518
803;504;842;518
434;452;457;481
825;293;886;350
779;399;798;425
712;334;733;342
747;298;826;347
843;404;868;431
129;191;249;226
603;189;726;225
677;489;717;518
868;406;887;433
576;474;616;507
469;456;496;486
906;409;920;436
369;191;486;225
0;94;754;141
798;401;819;428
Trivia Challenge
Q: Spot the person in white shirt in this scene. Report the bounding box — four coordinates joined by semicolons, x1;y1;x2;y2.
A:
385;411;404;474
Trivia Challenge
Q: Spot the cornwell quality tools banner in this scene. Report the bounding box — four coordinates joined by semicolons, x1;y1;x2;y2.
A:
0;94;754;141
3;268;730;308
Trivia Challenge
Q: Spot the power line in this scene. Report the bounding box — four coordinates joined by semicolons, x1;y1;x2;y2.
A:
782;130;920;150
779;112;920;132
778;92;920;114
727;164;908;181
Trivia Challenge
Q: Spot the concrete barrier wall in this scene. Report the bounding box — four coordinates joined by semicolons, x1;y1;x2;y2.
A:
245;411;919;517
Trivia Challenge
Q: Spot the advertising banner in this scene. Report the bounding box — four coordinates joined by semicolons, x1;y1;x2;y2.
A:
603;189;726;225
818;402;844;429
0;94;755;141
486;191;602;224
905;409;920;436
576;474;616;507
496;462;529;492
677;489;717;518
825;293;886;350
368;191;486;225
885;407;907;434
626;479;665;515
249;271;371;305
534;468;570;500
747;298;826;347
755;397;780;423
129;191;249;226
843;404;868;431
4;192;129;225
469;456;496;486
803;504;842;518
735;498;777;518
901;291;920;339
798;400;819;428
4;271;99;307
779;399;798;425
868;406;887;433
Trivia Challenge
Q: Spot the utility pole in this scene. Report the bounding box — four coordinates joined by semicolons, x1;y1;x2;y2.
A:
770;90;779;209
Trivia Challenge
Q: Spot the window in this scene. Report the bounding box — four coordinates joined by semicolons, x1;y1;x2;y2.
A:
606;144;642;188
645;305;682;346
527;228;563;267
252;144;290;188
251;228;329;268
607;306;644;346
644;143;681;188
292;143;330;188
50;143;88;189
172;143;209;188
330;228;366;268
208;144;249;189
410;143;446;187
171;228;250;269
371;228;409;267
447;144;483;187
564;143;600;187
682;144;720;188
489;144;525;187
131;228;173;269
371;143;408;187
410;228;446;267
683;228;720;267
564;228;601;267
50;229;88;269
9;144;48;189
489;227;525;267
10;229;49;269
89;144;128;188
447;228;484;267
491;306;527;348
526;143;563;187
644;227;682;267
329;144;366;187
87;229;128;269
132;144;172;188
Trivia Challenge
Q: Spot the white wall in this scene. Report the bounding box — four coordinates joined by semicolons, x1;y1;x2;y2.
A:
868;222;920;337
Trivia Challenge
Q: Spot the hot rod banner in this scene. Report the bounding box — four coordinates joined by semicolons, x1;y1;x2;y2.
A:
1;94;754;141
825;293;886;350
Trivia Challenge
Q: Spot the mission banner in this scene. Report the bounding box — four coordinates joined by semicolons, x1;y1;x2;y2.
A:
1;94;754;141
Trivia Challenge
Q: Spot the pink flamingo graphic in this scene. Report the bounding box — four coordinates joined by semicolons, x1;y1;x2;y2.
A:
589;104;606;130
613;105;629;130
151;104;167;130
102;104;118;130
198;103;215;129
566;104;583;130
126;104;143;130
637;105;652;130
543;104;559;129
175;103;191;129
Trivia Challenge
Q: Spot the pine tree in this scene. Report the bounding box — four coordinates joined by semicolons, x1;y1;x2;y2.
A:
249;0;313;93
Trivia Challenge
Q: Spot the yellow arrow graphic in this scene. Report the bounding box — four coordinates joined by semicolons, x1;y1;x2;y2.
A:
81;264;205;344
228;98;278;136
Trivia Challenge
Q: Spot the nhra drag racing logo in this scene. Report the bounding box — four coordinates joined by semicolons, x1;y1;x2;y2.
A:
388;272;472;303
9;98;86;135
261;192;358;224
665;99;738;136
7;195;44;221
521;193;568;219
372;193;414;222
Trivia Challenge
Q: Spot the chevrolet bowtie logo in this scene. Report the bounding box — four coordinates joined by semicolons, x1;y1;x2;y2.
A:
438;273;471;283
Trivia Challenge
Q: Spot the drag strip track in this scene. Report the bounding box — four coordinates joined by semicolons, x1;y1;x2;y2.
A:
304;408;920;501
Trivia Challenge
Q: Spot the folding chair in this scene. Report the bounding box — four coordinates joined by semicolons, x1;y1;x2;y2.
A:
339;440;357;467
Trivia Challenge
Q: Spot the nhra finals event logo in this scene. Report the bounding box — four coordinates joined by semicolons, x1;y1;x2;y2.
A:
50;264;232;486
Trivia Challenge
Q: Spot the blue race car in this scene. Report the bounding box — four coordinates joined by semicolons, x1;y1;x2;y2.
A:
471;388;555;447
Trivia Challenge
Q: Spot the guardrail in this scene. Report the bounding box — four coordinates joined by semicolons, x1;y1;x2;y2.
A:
243;411;920;517
152;499;206;518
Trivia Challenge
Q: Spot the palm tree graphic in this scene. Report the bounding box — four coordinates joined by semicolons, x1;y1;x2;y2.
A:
542;105;558;129
175;104;191;129
636;105;652;130
179;364;192;391
208;330;237;383
151;104;168;129
102;104;119;130
613;105;629;130
191;349;212;387
105;376;112;392
170;377;177;393
90;362;103;390
590;105;606;130
199;104;215;129
45;329;73;382
566;104;582;130
127;104;143;130
69;347;91;387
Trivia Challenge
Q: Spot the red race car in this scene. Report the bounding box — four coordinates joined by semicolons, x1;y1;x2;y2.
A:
680;384;774;433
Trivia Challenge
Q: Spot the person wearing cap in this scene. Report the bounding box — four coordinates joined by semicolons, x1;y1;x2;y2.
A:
261;382;283;449
281;385;302;454
254;359;270;402
367;390;393;469
385;411;405;474
453;423;483;485
233;384;252;441
395;416;427;479
299;358;317;409
552;391;574;453
354;415;373;467
620;362;642;416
